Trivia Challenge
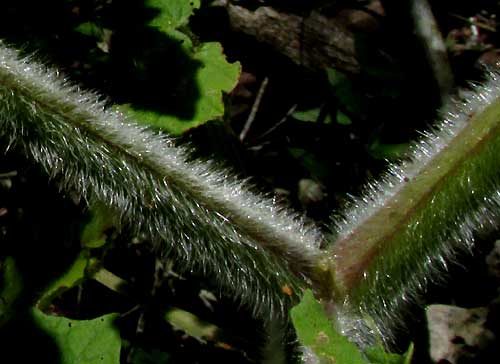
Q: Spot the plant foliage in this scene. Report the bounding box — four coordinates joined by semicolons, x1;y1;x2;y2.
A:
32;310;120;364
123;0;241;134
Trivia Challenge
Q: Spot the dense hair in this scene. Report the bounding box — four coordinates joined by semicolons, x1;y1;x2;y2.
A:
0;42;322;319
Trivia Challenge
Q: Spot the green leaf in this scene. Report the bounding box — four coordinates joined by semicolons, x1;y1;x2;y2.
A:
326;68;363;114
292;108;333;123
125;42;240;134
292;108;321;122
291;290;366;364
122;0;241;134
74;22;112;53
36;253;90;310
326;68;348;89
81;206;115;249
74;22;103;38
365;343;414;364
336;110;352;125
192;42;240;119
32;309;120;364
146;0;201;33
145;0;201;50
125;0;240;134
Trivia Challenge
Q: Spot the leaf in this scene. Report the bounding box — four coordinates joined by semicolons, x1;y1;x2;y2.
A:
192;42;240;119
326;68;348;88
32;309;121;364
74;22;103;38
146;0;201;32
292;108;333;124
125;42;240;134
292;108;321;121
74;22;112;53
36;253;90;311
365;343;414;364
122;0;241;134
336;110;352;125
80;206;115;249
145;0;201;49
291;290;366;364
326;68;363;114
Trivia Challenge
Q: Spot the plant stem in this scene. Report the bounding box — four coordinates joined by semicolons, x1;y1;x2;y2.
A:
323;73;500;333
0;42;320;319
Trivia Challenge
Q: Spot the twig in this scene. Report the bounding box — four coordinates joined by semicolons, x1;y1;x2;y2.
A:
0;171;17;179
254;104;297;142
411;0;454;101
91;266;131;296
239;76;269;141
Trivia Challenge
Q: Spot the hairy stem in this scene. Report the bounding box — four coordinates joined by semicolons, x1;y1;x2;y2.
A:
4;39;500;349
324;73;500;333
0;42;321;318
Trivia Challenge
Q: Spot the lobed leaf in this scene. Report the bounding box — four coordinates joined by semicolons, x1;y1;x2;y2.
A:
126;42;241;134
146;0;201;33
32;310;121;364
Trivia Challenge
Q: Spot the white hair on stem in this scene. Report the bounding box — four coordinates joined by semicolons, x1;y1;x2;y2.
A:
327;70;500;341
5;39;500;358
0;41;323;319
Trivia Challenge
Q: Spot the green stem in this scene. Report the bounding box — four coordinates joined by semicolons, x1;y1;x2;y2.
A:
0;42;319;318
324;75;500;330
91;267;131;296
